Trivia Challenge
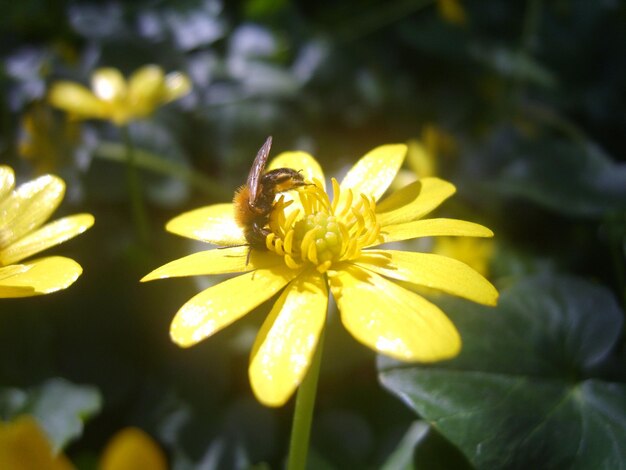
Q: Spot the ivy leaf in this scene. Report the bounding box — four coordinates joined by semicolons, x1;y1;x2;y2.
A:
379;276;626;470
0;378;101;452
492;138;626;217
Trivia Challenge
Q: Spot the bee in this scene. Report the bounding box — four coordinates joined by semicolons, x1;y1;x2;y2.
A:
233;136;308;249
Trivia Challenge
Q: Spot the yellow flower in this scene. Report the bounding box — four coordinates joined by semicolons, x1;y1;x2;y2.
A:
436;0;467;26
433;236;494;279
0;166;94;298
143;145;498;406
0;415;74;470
99;427;167;470
19;103;80;174
392;125;458;191
48;65;191;125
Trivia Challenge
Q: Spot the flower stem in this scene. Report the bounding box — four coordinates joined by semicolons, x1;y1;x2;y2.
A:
287;329;325;470
121;125;149;245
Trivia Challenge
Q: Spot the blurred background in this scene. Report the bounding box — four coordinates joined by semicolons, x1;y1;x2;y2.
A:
1;0;625;468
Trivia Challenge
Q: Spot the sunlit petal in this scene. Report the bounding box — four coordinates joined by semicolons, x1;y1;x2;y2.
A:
249;271;328;407
0;166;15;200
340;144;407;202
170;264;300;347
433;237;494;278
356;250;498;305
141;246;282;281
100;427;167;470
48;82;107;119
0;416;74;470
127;65;165;114
0;284;35;298
0;175;65;248
163;71;192;102
376;177;456;226
0;214;94;266
379;218;494;244
268;151;326;190
165;203;246;245
329;265;461;361
0;265;36;296
91;68;127;102
0;264;30;280
0;256;83;297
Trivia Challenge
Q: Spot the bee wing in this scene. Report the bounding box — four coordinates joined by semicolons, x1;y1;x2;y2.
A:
247;136;272;204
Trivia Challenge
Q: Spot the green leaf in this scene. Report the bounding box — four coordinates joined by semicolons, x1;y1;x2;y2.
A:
492;138;626;217
470;44;556;88
93;135;228;200
0;378;102;452
379;276;626;470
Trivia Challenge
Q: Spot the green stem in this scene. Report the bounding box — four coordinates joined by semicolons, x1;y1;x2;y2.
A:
287;329;325;470
121;125;150;245
94;141;229;200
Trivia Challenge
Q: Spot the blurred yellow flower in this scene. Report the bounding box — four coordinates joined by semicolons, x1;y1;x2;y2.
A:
393;124;458;191
436;0;467;25
0;416;74;470
48;65;191;125
99;427;167;470
405;139;437;181
19;103;80;174
0;166;94;298
433;236;494;278
143;144;498;406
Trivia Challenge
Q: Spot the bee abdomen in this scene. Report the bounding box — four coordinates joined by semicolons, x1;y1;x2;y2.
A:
245;222;271;249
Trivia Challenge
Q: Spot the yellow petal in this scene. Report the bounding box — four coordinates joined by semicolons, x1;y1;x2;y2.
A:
91;68;127;102
0;166;15;200
0;264;30;280
163;71;192;102
433;237;494;278
170;264;300;347
127;65;165;114
376;177;456;226
340;144;407;202
0;174;65;248
249;271;328;407
48;82;107;119
0;416;75;470
268;151;326;190
380;218;494;244
141;246;282;281
0;256;83;297
0;266;34;297
0;214;94;266
100;427;167;470
329;265;461;361
0;285;35;297
356;250;498;306
406;139;436;178
165;203;246;245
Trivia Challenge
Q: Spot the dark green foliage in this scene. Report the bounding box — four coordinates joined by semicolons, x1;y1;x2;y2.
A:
0;0;624;467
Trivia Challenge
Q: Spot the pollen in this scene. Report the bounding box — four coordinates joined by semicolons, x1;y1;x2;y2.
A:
266;178;382;273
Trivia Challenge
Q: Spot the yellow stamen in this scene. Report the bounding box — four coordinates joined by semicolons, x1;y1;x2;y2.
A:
265;181;381;270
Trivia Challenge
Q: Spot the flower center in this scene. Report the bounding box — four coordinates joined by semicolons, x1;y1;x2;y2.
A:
265;178;382;273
